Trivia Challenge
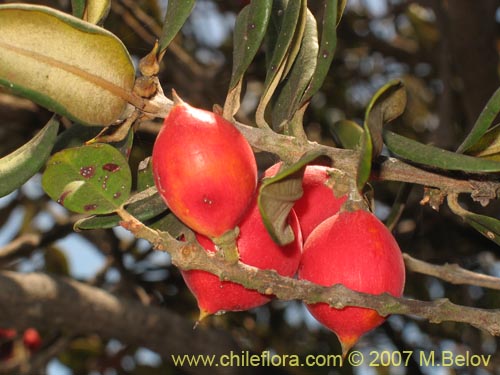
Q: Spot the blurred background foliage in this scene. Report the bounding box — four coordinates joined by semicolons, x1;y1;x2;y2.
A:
1;0;500;374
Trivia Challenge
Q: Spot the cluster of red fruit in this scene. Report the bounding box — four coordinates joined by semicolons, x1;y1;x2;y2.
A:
152;98;405;354
0;328;41;362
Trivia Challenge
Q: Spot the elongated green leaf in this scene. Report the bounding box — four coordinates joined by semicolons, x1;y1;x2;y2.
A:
229;1;272;89
71;0;110;24
158;0;196;55
42;144;131;214
364;80;406;157
71;0;85;18
0;4;135;126
256;0;303;128
74;187;167;230
384;130;500;172
457;86;500;153
264;0;304;79
149;212;187;239
0;116;60;197
300;0;339;105
330;119;364;149
356;129;373;191
87;0;111;24
259;150;325;245
357;80;406;190
448;195;500;246
465;123;500;160
271;9;318;133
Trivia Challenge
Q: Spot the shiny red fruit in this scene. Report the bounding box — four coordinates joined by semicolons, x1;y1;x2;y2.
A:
181;194;303;317
298;209;405;355
152;98;258;238
265;163;347;240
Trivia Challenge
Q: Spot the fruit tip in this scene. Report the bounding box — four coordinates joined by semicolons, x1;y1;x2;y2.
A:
194;308;211;328
171;89;185;106
338;334;359;359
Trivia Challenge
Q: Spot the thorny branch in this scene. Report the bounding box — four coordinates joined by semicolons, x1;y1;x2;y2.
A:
117;208;500;336
149;96;500;200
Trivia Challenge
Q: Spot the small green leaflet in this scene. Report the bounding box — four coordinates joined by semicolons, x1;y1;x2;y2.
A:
0;115;59;197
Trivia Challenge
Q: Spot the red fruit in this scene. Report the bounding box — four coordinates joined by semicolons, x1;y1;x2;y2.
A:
0;329;16;361
23;328;41;352
0;329;16;340
298;209;405;355
152;96;258;238
181;194;303;317
265;163;347;240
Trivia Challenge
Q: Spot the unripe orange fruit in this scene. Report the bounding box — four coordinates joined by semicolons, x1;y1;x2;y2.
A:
298;209;405;355
152;97;258;238
181;194;303;317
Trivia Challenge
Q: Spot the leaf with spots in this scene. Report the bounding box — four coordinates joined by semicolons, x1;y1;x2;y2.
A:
42;143;131;214
74;187;167;230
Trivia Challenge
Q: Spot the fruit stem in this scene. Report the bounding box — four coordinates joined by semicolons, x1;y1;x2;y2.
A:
340;175;369;213
212;228;240;265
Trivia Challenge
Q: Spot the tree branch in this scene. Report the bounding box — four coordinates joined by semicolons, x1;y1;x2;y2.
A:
117;210;500;336
403;253;500;291
234;122;500;197
0;271;249;375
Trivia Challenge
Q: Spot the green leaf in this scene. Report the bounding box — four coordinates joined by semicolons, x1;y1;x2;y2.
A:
259;150;325;245
42;143;131;214
464;123;500;160
271;9;318;133
158;0;195;55
149;212;188;239
0;116;60;198
86;0;111;24
384;130;500;172
223;1;272;119
300;0;340;105
357;80;406;190
448;195;500;246
137;157;155;192
71;0;110;24
256;0;304;128
53;124;133;158
74;187;166;230
71;0;85;18
457;86;500;153
356;129;373;191
364;80;407;157
329;120;364;149
229;1;272;89
0;4;136;126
